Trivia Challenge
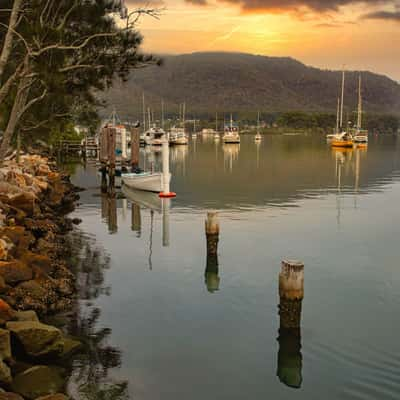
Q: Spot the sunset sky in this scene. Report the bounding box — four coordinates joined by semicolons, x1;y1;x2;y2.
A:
127;0;400;81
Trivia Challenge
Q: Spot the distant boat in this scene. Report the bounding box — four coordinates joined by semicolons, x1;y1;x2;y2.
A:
169;127;188;145
255;111;262;141
144;126;167;146
353;75;368;144
222;114;240;144
330;68;353;148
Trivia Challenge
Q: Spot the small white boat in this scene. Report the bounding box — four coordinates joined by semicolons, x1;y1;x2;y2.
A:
144;126;166;146
222;114;240;144
122;172;167;192
169;127;188;145
354;132;368;143
255;111;262;141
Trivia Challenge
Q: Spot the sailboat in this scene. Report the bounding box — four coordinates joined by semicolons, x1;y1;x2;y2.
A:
353;75;368;144
169;102;189;145
255;111;262;141
214;112;220;140
331;69;354;148
222;114;240;144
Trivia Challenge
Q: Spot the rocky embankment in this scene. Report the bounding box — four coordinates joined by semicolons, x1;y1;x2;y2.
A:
0;154;82;399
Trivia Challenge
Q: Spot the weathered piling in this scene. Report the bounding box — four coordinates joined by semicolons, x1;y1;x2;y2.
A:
277;260;304;389
107;128;116;191
131;127;140;172
205;212;220;292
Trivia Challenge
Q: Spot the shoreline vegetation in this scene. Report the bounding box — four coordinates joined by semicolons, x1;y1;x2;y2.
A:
0;151;82;399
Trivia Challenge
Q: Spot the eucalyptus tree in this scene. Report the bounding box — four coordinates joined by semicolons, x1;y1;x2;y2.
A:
0;0;161;161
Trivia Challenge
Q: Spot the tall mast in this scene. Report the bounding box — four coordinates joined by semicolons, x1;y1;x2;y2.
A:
336;97;340;133
161;100;165;130
257;111;260;133
357;74;362;132
142;93;146;132
147;107;151;129
230;113;233;129
215;111;218;132
340;67;345;130
182;102;186;130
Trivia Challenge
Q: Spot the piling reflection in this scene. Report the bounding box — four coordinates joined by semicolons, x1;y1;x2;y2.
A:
205;212;220;292
100;192;118;234
277;260;304;389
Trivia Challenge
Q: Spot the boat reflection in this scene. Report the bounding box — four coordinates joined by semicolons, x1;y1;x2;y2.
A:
223;144;240;173
122;186;172;269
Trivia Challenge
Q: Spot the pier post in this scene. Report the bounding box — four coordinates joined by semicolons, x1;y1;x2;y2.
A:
131;127;140;172
107;127;116;192
100;164;107;193
205;212;220;292
277;260;304;389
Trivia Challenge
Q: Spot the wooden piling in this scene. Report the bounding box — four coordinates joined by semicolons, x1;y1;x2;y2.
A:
279;260;304;301
277;259;304;388
131;127;140;172
205;212;219;257
205;212;220;292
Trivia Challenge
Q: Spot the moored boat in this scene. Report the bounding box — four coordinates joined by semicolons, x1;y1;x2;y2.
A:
222;114;240;144
144;126;166;146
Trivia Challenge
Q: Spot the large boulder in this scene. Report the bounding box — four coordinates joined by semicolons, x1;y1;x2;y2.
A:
0;329;11;360
35;394;68;400
0;300;15;324
0;393;24;400
0;238;13;261
0;358;11;384
14;310;39;322
11;366;65;400
0;260;32;284
6;321;62;358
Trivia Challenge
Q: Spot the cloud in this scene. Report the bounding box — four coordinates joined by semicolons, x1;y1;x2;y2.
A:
184;0;398;15
362;10;400;20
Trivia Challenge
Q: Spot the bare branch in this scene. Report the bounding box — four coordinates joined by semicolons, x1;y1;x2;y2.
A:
59;64;105;73
18;87;48;119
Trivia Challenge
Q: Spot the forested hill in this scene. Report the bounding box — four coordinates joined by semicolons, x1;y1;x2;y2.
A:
103;52;400;118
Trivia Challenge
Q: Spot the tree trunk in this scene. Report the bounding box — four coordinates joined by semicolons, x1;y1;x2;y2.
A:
0;77;29;163
0;0;24;84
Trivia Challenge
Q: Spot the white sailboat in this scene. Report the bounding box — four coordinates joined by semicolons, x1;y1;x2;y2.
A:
330;68;354;148
169;102;188;145
222;114;240;144
255;111;262;141
353;75;368;144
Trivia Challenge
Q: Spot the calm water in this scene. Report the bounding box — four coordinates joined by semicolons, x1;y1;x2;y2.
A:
66;134;400;400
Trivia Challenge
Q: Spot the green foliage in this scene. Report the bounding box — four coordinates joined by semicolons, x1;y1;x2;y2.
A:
0;0;160;148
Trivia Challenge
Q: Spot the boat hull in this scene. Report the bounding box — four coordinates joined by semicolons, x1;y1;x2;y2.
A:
331;140;354;148
223;135;240;144
122;172;170;193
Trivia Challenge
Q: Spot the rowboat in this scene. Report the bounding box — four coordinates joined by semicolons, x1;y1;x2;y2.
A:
122;172;167;192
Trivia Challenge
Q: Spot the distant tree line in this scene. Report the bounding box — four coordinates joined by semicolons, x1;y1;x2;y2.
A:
0;0;161;163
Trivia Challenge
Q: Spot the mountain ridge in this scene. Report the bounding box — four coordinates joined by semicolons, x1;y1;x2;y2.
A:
103;52;400;119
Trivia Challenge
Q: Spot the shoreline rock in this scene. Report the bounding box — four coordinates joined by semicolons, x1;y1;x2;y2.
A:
0;153;81;398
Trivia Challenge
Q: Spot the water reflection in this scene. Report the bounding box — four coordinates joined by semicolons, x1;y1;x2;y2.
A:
101;192;118;234
65;231;128;399
223;144;240;173
122;186;171;269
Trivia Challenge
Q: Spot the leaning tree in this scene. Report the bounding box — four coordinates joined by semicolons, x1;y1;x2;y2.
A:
0;0;161;162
